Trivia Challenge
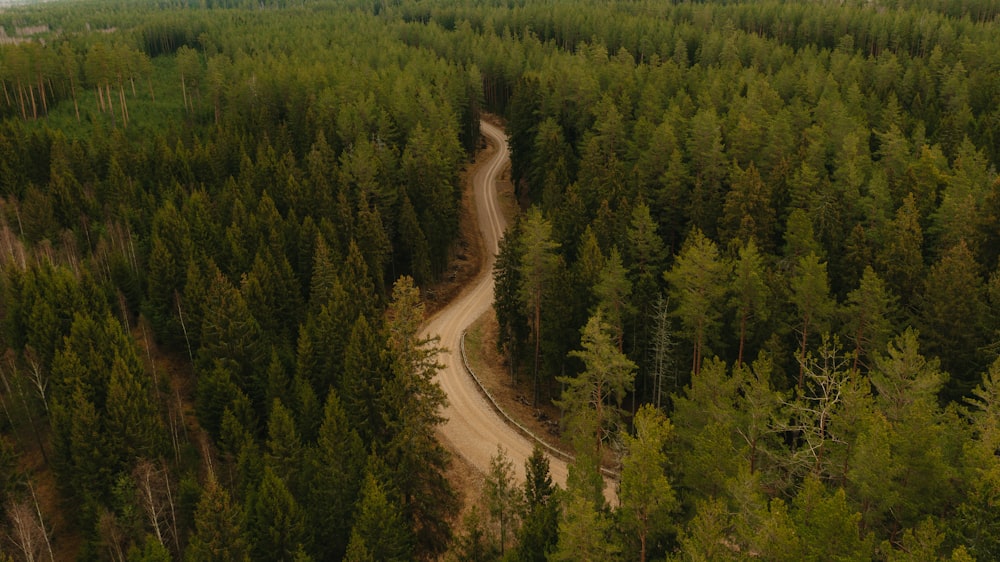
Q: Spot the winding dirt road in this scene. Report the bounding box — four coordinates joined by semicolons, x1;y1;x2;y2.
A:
421;121;574;491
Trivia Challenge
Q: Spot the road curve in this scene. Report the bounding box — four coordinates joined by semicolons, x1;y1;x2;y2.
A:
421;121;574;491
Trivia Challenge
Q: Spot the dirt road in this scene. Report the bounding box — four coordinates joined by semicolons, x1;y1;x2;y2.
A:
421;121;577;492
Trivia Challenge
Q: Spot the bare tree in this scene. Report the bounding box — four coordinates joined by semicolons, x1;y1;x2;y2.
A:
6;486;53;562
21;347;47;414
98;510;127;562
133;459;180;555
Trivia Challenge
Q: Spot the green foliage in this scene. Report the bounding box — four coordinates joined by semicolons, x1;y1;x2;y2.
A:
511;447;559;562
185;478;250;562
485;446;522;556
550;485;620;562
557;312;636;464
619;405;677;562
346;459;413;562
380;276;456;558
664;229;730;376
247;467;311;562
305;389;365;562
517;207;562;406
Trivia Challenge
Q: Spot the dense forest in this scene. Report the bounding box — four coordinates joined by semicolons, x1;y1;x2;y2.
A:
1;0;1000;560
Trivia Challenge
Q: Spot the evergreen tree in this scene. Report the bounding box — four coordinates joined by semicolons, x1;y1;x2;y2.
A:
792;477;873;561
512;447;559;562
485;446;522;557
380;276;456;557
593;246;632;351
185;478;250;562
619;405;677;562
517;207;561;406
494;220;529;384
918;240;988;399
842;266;897;373
105;355;164;471
264;399;303;491
790;253;836;389
248;467;310;562
557;312;636;462
345;460;412;562
549;485;620;562
877;194;924;302
729;239;770;367
305;390;365;562
341;313;390;445
663;229;730;376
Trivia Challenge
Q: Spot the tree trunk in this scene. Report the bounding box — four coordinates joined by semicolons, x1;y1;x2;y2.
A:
16;79;27;120
639;522;647;562
852;324;864;373
28;83;37;119
738;312;747;366
533;296;541;407
37;74;47;115
798;315;809;390
70;80;80;121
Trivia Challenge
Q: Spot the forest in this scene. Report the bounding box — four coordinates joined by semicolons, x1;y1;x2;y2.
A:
1;0;1000;560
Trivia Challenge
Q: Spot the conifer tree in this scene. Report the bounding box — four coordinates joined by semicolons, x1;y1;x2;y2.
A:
185;478;250;562
305;390;365;562
485;447;522;556
381;276;455;557
790;253;836;389
730;239;770;367
664;229;729;376
517;207;561;406
346;460;412;562
619;405;677;562
557;312;636;462
842;266;897;372
248;467;310;562
512;447;559;562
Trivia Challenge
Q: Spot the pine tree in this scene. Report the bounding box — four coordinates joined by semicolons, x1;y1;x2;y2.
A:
730;239;770;367
264;399;303;491
557;312;636;462
185;478;250;562
593;246;632;351
842;266;897;372
248;467;310;561
790;253;836;389
381;276;456;557
619;405;677;562
305;390;365;562
105;355;164;469
663;229;730;376
346;459;412;562
877;194;924;302
918;240;988;399
549;485;619;562
341;313;389;445
494;220;529;384
792;477;873;561
512;447;559;562
485;447;523;556
518;207;561;406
